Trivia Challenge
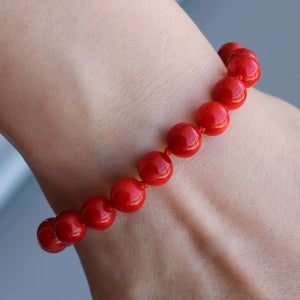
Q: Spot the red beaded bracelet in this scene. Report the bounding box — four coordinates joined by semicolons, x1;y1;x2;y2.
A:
37;42;261;253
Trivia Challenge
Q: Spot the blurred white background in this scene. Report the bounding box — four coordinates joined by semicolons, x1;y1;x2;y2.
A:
0;1;299;299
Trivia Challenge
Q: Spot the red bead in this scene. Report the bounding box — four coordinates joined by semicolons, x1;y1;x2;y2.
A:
195;101;230;136
218;42;243;64
110;178;146;213
138;151;173;186
227;56;261;88
53;210;87;244
37;218;67;253
166;123;201;158
225;48;258;67
212;76;247;110
81;196;116;231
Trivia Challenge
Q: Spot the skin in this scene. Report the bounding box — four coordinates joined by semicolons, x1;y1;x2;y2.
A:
0;0;299;299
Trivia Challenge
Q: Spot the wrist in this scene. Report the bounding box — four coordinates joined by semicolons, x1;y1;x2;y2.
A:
0;0;227;215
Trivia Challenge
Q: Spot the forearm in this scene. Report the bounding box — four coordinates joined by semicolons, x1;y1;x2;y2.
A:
0;0;223;207
0;1;299;299
0;0;216;167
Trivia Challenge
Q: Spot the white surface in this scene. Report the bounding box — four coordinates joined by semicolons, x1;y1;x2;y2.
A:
0;177;91;300
0;136;31;211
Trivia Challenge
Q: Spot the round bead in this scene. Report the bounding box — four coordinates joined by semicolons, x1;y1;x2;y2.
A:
225;48;258;67
227;56;261;88
212;76;247;110
195;101;230;136
37;218;67;253
166;122;201;158
53;210;87;244
110;178;146;213
138;151;173;186
81;196;116;231
218;42;243;64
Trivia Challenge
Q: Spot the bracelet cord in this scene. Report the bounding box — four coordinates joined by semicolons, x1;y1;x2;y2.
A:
37;42;261;253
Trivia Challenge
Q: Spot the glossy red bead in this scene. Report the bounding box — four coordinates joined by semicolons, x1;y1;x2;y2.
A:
81;196;116;231
53;210;87;244
166;122;201;158
227;56;261;88
138;151;173;186
196;101;230;136
225;48;258;67
110;178;146;213
212;76;247;110
37;218;67;253
218;42;243;64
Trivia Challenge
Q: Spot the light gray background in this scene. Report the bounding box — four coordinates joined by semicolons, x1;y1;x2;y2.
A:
0;1;299;299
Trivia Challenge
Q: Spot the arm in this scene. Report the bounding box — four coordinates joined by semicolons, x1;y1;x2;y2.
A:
0;0;299;299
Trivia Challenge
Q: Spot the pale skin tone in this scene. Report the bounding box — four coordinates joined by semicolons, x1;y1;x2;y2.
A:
0;0;299;299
